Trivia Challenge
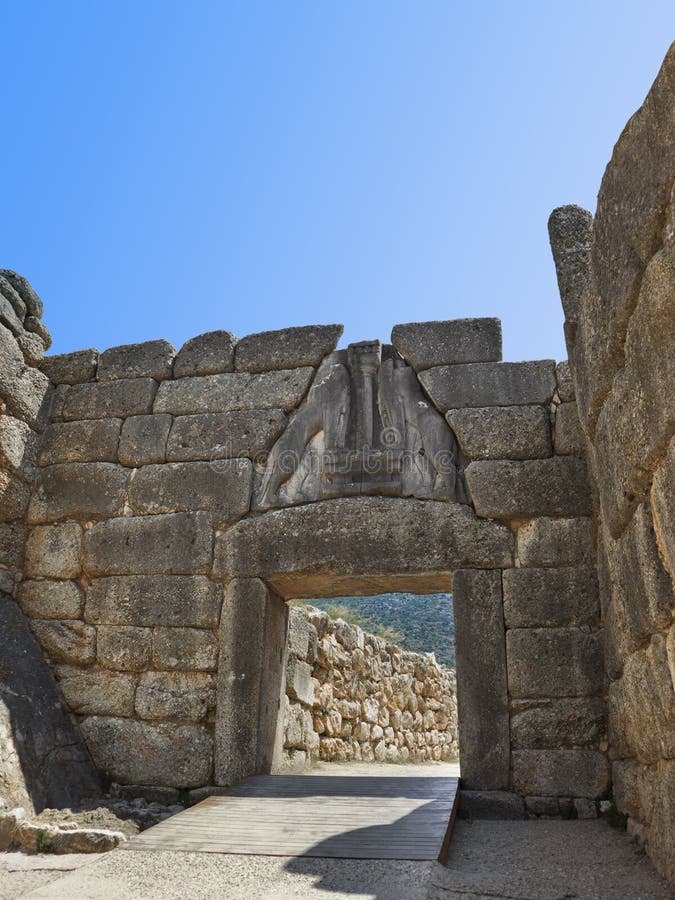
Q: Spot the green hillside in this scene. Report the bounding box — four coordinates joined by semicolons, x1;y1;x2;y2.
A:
301;593;455;668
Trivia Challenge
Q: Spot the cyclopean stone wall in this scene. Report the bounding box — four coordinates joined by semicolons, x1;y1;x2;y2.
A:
548;45;675;882
280;605;458;769
0;274;100;812
11;310;606;806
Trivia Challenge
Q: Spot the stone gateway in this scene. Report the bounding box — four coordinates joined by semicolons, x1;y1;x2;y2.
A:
0;44;673;885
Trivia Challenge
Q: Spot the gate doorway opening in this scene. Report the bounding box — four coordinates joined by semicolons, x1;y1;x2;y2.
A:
281;592;459;773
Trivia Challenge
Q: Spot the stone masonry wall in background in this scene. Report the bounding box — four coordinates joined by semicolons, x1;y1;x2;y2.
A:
549;45;675;882
281;606;458;769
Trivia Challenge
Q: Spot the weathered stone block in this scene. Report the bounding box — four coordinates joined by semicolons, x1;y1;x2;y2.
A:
83;512;213;575
0;324;52;429
30;620;96;665
49;384;70;423
0;570;14;594
135;671;215;721
16;330;47;367
286;656;314;706
0;470;30;522
118;414;172;467
96;626;151;671
602;505;673;655
611;760;656;825
453;570;510;790
548;205;593;325
503;567;599;628
0;289;25;336
446;405;551;460
650;435;674;590
287;607;311;659
391;318;502;371
97;340;176;382
506;629;603;699
40;349;99;385
17;580;83;620
38;419;121;466
648;758;675;883
0;415;39;478
214;497;513;587
85;575;221;626
466;457;592;519
234;325;342;373
420;360;556;411
127;460;252;527
80;717;213;787
512;749;610;798
510;698;606;749
216;579;288;784
24;523;82;579
554;402;585;456
62;378;157;421
55;666;137;717
166;410;286;462
28;463;129;523
152;628;218;671
0;270;43;319
608;634;675;764
516;516;593;567
154;368;314;416
0;522;26;569
173;330;237;378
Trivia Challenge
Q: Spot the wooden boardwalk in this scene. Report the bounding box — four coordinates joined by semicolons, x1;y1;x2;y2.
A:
123;774;459;861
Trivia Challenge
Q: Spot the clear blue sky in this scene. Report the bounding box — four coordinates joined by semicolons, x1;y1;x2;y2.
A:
2;2;673;360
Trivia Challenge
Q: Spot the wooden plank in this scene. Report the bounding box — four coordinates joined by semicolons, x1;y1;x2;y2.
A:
123;774;459;861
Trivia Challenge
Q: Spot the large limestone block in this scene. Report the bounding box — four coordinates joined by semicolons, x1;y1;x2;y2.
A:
0;324;53;429
510;698;606;749
96;625;151;671
554;402;585;456
503;567;599;628
512;749;610;798
135;671;215;721
215;579;289;784
97;340;176;381
602;505;673;655
18;580;83;620
0;270;43;319
611;759;656;825
83;512;213;575
127;460;252;527
166;410;286;462
54;666;137;716
30;620;96;665
62;378;158;421
40;349;99;385
592;46;675;382
234;324;342;373
287;607;312;659
420;361;555;411
0;470;30;522
0;415;39;479
85;575;221;626
608;634;675;765
174;330;237;378
28;463;129;523
152;628;218;671
651;435;674;588
516;516;593;567
80;717;213;787
506;629;603;699
446;405;552;460
118;414;172;466
555;361;575;402
548;205;593;329
453;570;510;790
391;318;502;370
38;419;122;466
154;368;314;416
286;656;314;706
214;498;513;588
24;523;82;579
465;457;592;519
